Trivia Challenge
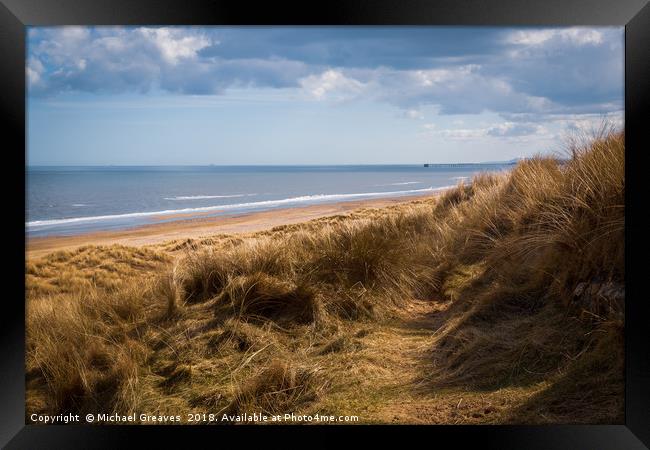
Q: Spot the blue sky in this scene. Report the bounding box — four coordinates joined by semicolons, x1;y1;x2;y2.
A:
27;26;623;165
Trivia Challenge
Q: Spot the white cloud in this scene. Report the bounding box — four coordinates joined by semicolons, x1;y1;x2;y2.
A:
506;28;603;47
58;26;90;41
486;121;543;137
423;121;545;141
29;27;219;94
299;69;367;101
507;29;556;46
26;58;44;86
96;35;128;52
413;66;474;86
138;27;211;64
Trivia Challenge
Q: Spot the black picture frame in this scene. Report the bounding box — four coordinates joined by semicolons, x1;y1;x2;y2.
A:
2;0;648;448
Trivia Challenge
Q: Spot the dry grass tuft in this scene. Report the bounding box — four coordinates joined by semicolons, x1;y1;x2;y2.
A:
216;273;318;325
26;284;150;416
227;360;317;416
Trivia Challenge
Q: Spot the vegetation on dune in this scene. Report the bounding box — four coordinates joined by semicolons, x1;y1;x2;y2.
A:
26;130;624;424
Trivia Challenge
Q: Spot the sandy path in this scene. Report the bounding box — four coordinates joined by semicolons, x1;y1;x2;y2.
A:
315;299;538;424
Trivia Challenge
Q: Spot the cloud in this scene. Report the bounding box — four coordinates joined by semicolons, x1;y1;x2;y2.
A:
486;122;543;137
561;113;624;134
423;121;546;140
402;109;423;120
137;28;211;64
28;27;320;96
496;27;623;110
27;26;623;126
196;27;505;70
26;57;44;86
158;57;312;94
299;69;367;101
30;27;179;94
426;128;488;140
300;64;557;116
505;28;604;47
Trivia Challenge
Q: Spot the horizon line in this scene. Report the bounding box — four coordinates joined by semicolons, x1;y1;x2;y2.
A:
27;160;526;168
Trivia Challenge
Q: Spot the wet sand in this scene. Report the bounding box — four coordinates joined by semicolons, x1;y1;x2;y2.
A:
27;193;436;259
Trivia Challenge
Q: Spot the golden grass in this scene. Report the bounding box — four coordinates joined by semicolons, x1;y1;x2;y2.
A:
25;131;624;424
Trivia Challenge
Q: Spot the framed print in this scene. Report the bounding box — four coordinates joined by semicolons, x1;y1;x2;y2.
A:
1;0;649;448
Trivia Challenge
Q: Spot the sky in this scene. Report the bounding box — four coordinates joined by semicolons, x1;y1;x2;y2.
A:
27;26;624;166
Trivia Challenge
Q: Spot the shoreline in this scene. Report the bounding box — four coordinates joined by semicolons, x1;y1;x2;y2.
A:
27;192;438;259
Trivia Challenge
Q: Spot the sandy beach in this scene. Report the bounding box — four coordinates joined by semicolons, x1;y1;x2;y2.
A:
27;193;435;259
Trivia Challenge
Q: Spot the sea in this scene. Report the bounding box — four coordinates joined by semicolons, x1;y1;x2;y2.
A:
26;164;512;237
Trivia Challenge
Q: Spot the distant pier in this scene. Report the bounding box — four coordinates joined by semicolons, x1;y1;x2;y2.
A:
423;161;517;168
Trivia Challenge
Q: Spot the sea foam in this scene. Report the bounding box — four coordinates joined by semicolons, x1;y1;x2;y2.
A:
164;194;255;200
375;181;423;186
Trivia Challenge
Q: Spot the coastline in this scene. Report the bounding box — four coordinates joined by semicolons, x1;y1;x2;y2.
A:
27;192;438;259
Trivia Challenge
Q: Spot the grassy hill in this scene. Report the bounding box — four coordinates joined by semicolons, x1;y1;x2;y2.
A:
26;131;625;424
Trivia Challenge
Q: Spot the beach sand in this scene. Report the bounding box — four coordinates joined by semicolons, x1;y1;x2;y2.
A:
27;193;435;259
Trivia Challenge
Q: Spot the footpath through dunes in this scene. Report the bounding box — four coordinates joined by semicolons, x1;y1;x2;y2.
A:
25;131;625;424
316;299;538;424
